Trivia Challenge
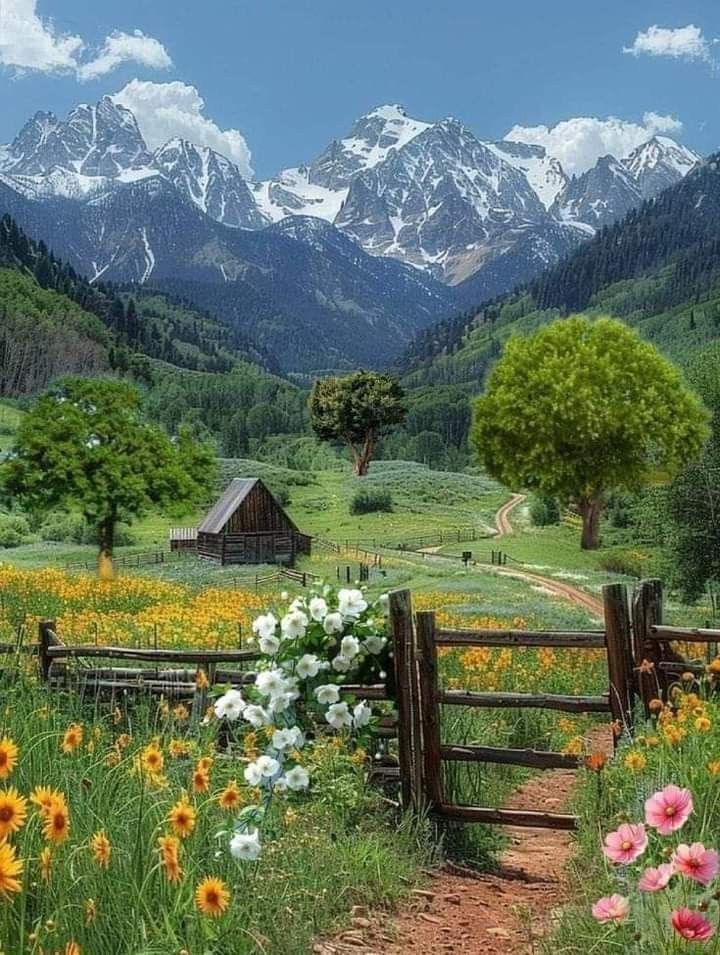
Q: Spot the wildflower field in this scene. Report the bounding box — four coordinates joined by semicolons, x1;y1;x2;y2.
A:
549;677;720;953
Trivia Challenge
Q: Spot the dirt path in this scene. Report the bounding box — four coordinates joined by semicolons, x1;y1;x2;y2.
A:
495;493;527;536
492;565;605;620
316;728;611;955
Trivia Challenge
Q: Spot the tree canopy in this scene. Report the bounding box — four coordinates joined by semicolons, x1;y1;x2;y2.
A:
470;316;710;549
2;377;215;576
309;371;407;476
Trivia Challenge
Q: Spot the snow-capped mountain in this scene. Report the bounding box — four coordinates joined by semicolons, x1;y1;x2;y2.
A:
487;140;568;210
622;136;700;200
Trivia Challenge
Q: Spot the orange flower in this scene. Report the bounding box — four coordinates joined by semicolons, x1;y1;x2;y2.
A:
708;760;720;776
157;834;182;883
140;743;164;777
89;830;111;868
63;943;81;955
168;797;196;839
173;704;190;722
585;752;607;773
39;846;52;882
195;668;209;690
0;788;27;839
0;841;22;897
61;723;84;754
0;738;18;780
195;876;230;917
218;781;242;811
43;797;70;844
192;767;210;794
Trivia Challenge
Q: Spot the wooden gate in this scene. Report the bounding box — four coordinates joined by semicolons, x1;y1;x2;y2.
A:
388;584;635;830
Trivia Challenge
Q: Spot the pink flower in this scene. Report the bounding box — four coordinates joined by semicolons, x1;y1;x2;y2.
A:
671;908;715;942
602;823;648;865
638;862;675;892
645;785;693;835
673;843;720;886
592;894;630;923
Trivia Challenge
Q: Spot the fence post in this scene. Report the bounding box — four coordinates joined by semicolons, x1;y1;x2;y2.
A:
603;584;635;739
38;619;56;682
631;579;664;713
389;590;421;811
415;611;444;808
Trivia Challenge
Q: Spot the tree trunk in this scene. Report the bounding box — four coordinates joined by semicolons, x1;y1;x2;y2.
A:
351;434;376;477
98;517;116;580
577;496;603;550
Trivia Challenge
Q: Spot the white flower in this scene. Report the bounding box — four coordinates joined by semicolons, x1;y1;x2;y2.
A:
331;655;352;673
243;704;271;727
272;727;305;751
267;690;297;714
363;634;385;654
283;765;310;791
256;754;280;777
325;701;352;730
308;596;328;621
259;633;280;655
340;635;360;659
230;829;262;861
315;684;340;705
338;588;368;618
280;591;289;601
377;593;390;615
213;689;245;721
353;701;372;729
255;669;287;697
296;653;322;679
281;609;308;640
252;612;278;641
323;612;343;635
243;761;263;786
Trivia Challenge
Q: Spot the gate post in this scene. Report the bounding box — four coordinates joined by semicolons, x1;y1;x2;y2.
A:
389;590;422;811
38;619;56;683
603;584;635;738
415;611;444;809
631;579;664;713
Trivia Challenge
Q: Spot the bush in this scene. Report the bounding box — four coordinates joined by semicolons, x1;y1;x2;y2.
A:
598;546;650;578
39;513;137;547
529;494;560;526
0;514;31;548
349;488;394;515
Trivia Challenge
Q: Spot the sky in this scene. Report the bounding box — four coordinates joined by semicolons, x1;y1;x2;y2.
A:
1;0;719;179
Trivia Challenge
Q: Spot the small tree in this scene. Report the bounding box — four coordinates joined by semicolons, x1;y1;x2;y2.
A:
470;316;709;549
2;378;215;577
309;371;406;476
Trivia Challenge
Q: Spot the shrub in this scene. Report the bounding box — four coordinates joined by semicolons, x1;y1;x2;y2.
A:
0;513;31;548
529;494;560;526
598;546;650;578
39;512;86;543
349;488;394;515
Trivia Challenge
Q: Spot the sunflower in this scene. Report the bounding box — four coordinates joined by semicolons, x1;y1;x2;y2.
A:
172;704;189;722
157;834;182;883
140;743;165;777
0;787;28;839
191;767;210;794
168;797;196;838
43;799;70;844
39;846;52;882
168;739;191;759
218;781;242;811
195;876;230;918
89;830;111;868
0;738;18;780
197;756;213;771
61;723;84;754
0;841;22;897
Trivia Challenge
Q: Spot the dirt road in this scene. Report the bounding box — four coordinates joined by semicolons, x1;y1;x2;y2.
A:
494;493;526;536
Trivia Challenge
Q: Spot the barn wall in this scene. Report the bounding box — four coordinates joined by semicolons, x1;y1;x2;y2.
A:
224;483;297;534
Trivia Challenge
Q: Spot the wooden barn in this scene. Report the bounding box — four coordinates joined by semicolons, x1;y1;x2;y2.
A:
196;478;312;565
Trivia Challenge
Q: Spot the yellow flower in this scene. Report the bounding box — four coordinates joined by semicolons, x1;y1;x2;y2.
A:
0;788;27;839
218;781;242;811
192;767;210;794
157;834;182;883
42;796;70;844
562;736;584;757
90;830;111;868
140;743;165;777
695;717;712;733
0;841;22;897
64;942;81;955
0;738;18;780
172;704;190;722
39;846;52;882
624;752;647;773
169;739;191;759
708;760;720;776
61;723;84;754
195;876;230;918
84;898;97;925
168;797;196;839
195;668;209;690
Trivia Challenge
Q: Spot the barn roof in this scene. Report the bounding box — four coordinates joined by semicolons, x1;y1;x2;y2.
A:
198;478;260;534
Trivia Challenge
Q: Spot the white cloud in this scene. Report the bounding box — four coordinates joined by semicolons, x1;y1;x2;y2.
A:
78;31;171;82
113;79;253;177
504;113;683;176
0;0;83;72
624;24;712;62
0;0;171;80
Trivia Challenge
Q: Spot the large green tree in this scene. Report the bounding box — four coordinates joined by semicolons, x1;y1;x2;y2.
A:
470;316;709;549
309;371;406;476
2;378;215;576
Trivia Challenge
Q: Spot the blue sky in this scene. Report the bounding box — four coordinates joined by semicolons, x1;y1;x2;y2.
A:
1;0;719;178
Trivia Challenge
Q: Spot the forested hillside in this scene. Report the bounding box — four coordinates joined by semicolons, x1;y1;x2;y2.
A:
402;155;720;391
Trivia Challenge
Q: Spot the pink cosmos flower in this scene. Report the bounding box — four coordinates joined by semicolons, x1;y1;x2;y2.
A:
592;894;630;923
638;862;675;892
671;908;715;942
645;785;693;835
673;843;720;886
602;822;648;865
